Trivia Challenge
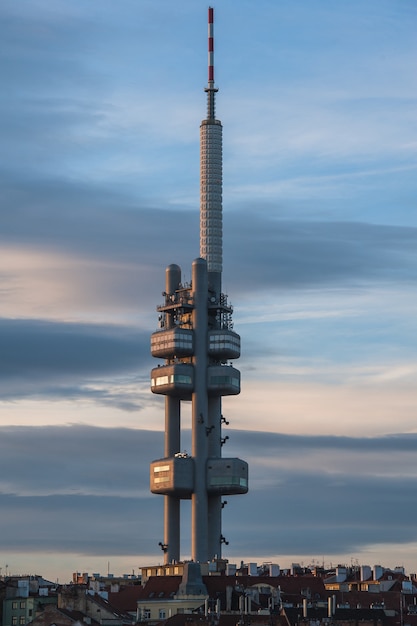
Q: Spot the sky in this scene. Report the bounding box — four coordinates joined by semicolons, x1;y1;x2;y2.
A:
1;0;416;583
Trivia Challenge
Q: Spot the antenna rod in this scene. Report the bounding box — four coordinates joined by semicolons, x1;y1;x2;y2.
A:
206;7;217;121
208;7;214;85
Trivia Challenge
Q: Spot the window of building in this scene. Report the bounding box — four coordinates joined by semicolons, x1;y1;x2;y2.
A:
20;617;26;625
12;602;18;610
20;602;26;609
159;610;166;619
143;610;151;620
12;618;17;625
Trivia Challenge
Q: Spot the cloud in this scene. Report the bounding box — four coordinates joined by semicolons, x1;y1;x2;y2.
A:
0;425;416;559
2;0;416;222
0;425;161;496
2;183;416;299
0;175;198;279
226;380;417;438
225;218;417;292
0;494;158;556
228;470;417;556
0;319;148;379
0;319;152;408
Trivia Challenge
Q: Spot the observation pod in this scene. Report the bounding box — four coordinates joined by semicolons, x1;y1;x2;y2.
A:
151;328;194;358
151;363;240;397
208;329;240;360
207;364;240;395
207;458;248;495
150;363;194;398
150;456;194;497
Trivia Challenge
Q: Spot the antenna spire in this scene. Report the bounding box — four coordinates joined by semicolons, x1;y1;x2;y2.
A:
205;7;218;120
208;7;214;85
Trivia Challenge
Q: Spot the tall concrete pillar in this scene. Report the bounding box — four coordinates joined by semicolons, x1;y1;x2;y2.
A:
164;396;180;564
191;258;209;562
164;264;182;564
207;395;222;558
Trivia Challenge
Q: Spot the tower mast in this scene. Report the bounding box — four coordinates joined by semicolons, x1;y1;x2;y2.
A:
150;7;248;566
200;6;222;296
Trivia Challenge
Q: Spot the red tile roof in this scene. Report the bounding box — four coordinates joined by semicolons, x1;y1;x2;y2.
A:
107;586;144;612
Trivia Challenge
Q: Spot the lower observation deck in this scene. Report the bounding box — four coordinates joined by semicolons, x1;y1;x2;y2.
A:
207;364;240;395
150;455;194;497
151;363;194;398
207;458;248;495
150;455;248;497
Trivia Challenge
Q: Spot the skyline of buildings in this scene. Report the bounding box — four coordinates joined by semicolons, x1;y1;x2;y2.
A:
2;560;417;626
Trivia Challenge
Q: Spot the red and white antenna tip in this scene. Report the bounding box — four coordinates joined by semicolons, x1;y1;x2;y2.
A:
208;7;214;84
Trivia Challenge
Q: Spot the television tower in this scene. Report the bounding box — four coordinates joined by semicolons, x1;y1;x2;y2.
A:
150;7;248;565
